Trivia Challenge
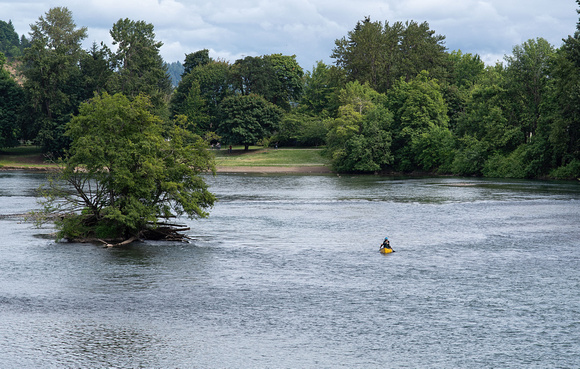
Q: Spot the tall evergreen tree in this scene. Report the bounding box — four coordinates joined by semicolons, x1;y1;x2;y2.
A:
108;18;172;113
0;20;21;58
332;17;447;93
0;52;25;148
23;7;87;153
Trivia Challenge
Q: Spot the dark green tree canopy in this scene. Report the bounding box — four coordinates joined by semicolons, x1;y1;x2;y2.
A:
0;52;25;148
23;7;88;153
0;20;24;58
325;81;393;172
171;59;232;129
332;17;447;93
79;42;113;99
387;71;452;171
217;93;284;150
183;49;211;75
299;61;344;117
232;54;303;110
108;18;172;110
39;93;216;243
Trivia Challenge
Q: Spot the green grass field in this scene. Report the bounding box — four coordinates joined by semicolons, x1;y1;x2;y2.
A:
213;146;329;167
0;145;329;168
0;146;59;168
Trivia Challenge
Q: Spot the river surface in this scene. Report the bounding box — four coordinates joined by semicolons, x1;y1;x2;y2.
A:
0;171;579;368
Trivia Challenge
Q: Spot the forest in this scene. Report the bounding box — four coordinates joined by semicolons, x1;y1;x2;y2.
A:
1;6;580;179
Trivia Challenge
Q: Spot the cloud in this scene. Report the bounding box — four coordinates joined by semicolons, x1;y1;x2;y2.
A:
1;0;578;70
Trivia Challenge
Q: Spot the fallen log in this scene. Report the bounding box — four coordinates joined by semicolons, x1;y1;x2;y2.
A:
97;236;139;248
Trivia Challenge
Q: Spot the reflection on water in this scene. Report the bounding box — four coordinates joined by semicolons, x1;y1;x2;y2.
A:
0;171;579;367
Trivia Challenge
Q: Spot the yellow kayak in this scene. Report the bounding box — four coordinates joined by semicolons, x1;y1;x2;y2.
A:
380;247;394;254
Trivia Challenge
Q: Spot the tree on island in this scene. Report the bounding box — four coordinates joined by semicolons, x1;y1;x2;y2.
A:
36;92;216;246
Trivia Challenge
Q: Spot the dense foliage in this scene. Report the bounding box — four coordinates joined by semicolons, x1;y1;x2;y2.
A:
40;93;216;242
2;5;580;179
0;52;25;147
0;20;28;58
217;94;284;150
22;7;88;154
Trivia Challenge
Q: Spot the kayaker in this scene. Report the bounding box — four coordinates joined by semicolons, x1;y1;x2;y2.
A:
380;237;391;250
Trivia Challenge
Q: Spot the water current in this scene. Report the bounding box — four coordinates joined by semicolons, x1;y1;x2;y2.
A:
0;171;579;368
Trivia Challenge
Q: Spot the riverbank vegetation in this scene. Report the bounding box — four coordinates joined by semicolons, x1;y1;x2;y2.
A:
2;5;580;182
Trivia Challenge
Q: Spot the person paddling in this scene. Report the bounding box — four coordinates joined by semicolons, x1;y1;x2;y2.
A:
380;237;393;252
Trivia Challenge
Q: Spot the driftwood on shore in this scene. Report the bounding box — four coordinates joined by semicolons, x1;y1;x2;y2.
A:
97;236;139;248
66;223;191;247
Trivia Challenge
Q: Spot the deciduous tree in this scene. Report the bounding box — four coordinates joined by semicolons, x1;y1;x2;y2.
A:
171;60;232;130
0;52;25;148
232;54;304;110
38;93;216;244
326;81;393;172
217;93;284;150
387;71;452;172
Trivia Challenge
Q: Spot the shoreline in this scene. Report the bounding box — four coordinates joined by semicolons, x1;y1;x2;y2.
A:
215;166;332;174
0;164;333;174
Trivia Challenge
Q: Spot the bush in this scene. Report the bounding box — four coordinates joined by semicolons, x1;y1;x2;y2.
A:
451;136;489;176
549;159;580;180
483;149;527;178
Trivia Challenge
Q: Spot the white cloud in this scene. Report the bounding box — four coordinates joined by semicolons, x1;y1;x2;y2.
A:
1;0;578;70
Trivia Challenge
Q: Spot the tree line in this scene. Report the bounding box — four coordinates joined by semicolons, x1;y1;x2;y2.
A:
2;6;580;179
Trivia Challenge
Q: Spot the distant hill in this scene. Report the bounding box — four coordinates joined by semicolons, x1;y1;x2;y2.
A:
165;61;184;88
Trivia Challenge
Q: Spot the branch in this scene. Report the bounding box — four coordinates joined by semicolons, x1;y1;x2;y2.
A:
98;236;139;248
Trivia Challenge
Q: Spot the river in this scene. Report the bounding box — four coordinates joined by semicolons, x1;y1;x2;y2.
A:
0;171;579;368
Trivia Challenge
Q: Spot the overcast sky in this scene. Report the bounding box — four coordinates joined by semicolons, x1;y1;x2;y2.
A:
1;0;578;70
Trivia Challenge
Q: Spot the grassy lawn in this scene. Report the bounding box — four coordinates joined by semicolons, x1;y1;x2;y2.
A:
213;146;329;167
0;145;330;169
0;146;58;168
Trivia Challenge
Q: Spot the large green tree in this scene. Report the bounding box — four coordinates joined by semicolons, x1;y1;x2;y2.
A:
451;65;513;175
171;59;232;131
23;7;87;153
38;93;216;244
0;52;25;148
183;49;211;75
108;18;172;113
443;50;485;131
232;54;304;110
299;61;344;117
0;20;22;58
325;81;393;172
549;0;580;178
217;93;284;150
387;71;453;172
332;17;447;93
504;38;555;141
79;42;113;99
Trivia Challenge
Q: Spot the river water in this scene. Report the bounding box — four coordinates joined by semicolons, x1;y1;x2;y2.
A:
0;171;579;368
